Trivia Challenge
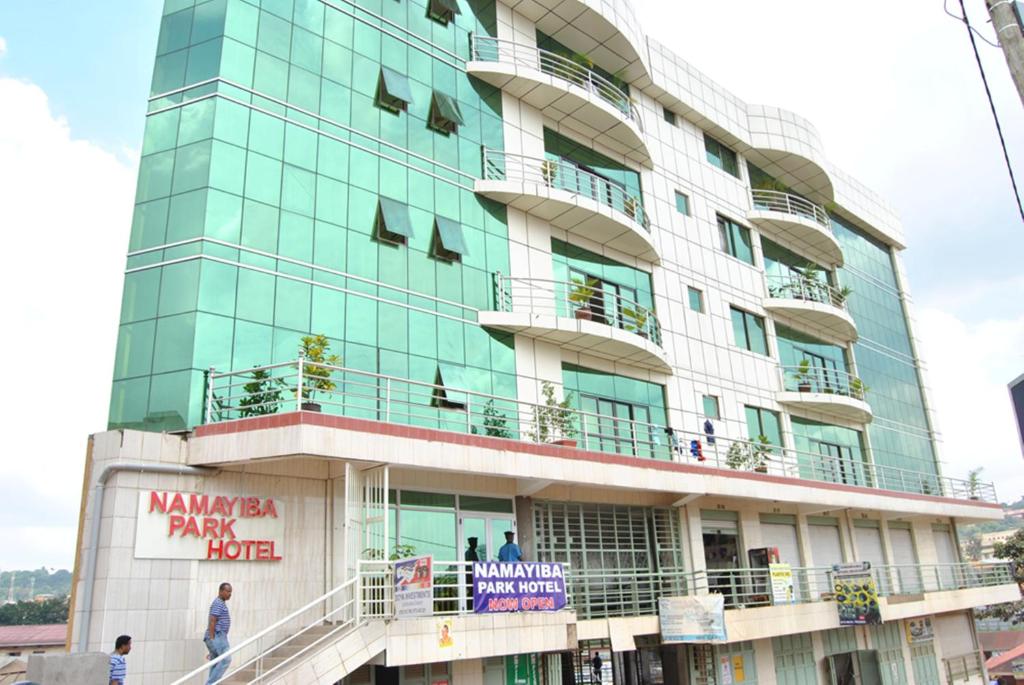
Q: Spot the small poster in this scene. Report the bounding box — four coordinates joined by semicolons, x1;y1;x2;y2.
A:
719;655;733;684
832;562;880;625
438;618;454;648
905;617;934;643
769;563;795;605
394;555;433;618
659;595;727;643
731;655;745;681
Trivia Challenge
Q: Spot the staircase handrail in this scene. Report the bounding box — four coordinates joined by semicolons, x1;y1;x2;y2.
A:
168;576;359;685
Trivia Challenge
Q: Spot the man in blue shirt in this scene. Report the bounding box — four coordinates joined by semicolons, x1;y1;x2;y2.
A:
109;634;130;685
204;582;233;685
498;531;522;561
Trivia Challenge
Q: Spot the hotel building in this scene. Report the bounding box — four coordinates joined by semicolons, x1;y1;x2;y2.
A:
68;0;1020;682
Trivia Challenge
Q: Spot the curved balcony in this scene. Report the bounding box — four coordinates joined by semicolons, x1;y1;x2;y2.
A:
476;149;659;263
748;189;843;267
468;36;650;167
763;275;857;342
479;273;671;372
778;365;873;423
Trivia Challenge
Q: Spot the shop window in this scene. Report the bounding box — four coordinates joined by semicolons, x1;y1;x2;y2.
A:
377;67;413;113
429;91;464;134
374;197;414;245
432;216;467;261
427;0;461;25
433;363;469;408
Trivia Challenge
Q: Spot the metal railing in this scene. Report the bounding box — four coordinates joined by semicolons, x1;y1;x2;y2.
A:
470;35;642;128
943;651;984;683
781;365;868;401
694;566;833;608
170;577;359;685
872;562;1015;596
494;272;662;345
203;359;998;503
570;567;691;619
750;189;831;229
481;148;651;232
765;274;849;311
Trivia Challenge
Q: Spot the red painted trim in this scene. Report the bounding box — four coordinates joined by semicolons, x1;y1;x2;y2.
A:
193;411;1002;509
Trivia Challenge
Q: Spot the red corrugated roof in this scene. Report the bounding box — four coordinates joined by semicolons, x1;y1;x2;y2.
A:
0;624;67;648
987;641;1024;672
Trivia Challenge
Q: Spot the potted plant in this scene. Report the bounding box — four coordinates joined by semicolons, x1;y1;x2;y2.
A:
239;368;286;417
531;381;577;447
482;399;513;438
298;334;341;412
794;359;813;393
568;277;600;320
622;305;651;338
752;434;773;473
834;285;853;306
541;159;558;186
725;441;751;470
967;467;984;500
849;376;869;400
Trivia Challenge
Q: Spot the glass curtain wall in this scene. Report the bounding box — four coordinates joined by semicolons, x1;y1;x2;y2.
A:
832;215;940;489
111;0;514;431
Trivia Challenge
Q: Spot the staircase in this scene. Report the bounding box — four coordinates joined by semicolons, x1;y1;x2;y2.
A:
170;577;386;685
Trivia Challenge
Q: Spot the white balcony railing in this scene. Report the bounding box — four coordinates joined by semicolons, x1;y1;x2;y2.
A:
494;272;662;345
751;189;831;229
766;274;849;311
481;148;650;232
781;364;868;400
203;359;999;503
470;34;642;129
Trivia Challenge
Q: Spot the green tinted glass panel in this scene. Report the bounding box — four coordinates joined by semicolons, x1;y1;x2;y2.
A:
702;395;719;419
435;216;467;255
400;490;456;508
704;133;739;177
437;362;469;405
674;191;689;214
687;286;703;313
432;91;464;125
379;197;414;238
459;495;514;513
381;67;414;105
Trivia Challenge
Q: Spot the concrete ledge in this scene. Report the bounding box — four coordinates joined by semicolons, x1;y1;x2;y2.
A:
27;652;107;685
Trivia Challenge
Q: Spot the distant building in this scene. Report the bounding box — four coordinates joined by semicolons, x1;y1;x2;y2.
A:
982;530;1020;560
0;624;66;685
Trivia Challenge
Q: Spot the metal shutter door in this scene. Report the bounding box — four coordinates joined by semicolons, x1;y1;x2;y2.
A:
761;522;801;565
808;524;844;567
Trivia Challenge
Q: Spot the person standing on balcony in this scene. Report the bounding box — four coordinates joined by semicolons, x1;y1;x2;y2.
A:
465;537;480;609
498;531;522;561
204;582;233;685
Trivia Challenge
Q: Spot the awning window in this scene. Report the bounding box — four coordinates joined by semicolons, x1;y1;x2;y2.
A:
433;363;469;408
429;91;464;134
375;197;414;244
432;216;467;261
378;67;413;113
428;0;461;25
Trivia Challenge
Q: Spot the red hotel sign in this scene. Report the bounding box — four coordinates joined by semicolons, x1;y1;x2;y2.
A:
134;490;285;561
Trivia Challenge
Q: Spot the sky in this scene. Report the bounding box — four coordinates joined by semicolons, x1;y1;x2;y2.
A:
0;1;1022;570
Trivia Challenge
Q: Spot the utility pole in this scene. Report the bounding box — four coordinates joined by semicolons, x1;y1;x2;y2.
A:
987;0;1024;106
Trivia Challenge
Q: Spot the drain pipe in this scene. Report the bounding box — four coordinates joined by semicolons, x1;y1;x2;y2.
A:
77;462;220;653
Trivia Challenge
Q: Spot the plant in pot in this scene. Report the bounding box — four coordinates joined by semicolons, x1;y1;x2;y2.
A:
622;305;651;338
725;441;752;470
298;334;341;412
967;467;984;500
541;159;558;187
848;376;869;400
482;399;513;438
239;368;286;417
531;381;577;447
834;285;853;307
752;434;773;473
568;276;600;320
793;359;813;393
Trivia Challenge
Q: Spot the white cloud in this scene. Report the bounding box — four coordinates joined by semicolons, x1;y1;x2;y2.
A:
0;78;137;568
915;301;1024;500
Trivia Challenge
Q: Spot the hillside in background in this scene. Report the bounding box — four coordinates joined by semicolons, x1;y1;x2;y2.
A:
0;568;72;601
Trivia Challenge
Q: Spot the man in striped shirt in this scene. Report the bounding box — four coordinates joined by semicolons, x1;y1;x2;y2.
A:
109;634;131;685
204;582;233;684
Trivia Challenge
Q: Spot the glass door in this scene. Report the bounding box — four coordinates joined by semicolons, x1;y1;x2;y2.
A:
460;515;516;562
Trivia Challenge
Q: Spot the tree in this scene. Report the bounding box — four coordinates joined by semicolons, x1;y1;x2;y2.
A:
0;596;69;626
976;529;1024;624
238;368;284;417
298;334;341;401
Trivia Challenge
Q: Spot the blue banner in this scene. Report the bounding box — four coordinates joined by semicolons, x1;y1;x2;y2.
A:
472;562;567;613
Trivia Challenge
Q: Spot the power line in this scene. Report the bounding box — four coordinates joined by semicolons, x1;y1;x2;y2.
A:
956;0;1024;223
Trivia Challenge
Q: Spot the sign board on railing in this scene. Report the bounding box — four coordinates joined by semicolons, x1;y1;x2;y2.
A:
769;563;795;605
472;562;566;613
394;555;433;618
905;617;933;643
832;562;880;625
134;490;284;561
658;595;726;643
